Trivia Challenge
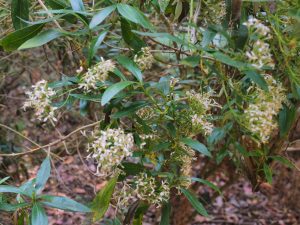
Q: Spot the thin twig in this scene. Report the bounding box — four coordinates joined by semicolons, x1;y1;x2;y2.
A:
0;121;100;157
37;0;63;30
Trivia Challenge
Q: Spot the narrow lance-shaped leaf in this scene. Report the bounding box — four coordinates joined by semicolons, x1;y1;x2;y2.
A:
159;203;171;225
11;0;29;30
69;0;85;11
31;203;48;225
116;55;143;82
41;195;91;212
88;31;108;65
36;157;51;192
181;138;211;157
101;81;135;106
89;5;116;29
0;23;44;51
19;29;64;50
91;175;118;221
181;188;209;217
263;163;273;184
117;4;152;29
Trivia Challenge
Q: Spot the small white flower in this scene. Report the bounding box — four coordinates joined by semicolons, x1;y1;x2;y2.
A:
134;47;154;70
87;128;134;176
191;114;214;136
23;80;57;122
134;173;170;206
79;59;115;92
244;75;285;144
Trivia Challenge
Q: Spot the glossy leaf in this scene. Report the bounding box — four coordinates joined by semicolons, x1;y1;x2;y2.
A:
91;175;118;221
0;23;44;51
117;4;152;29
181;138;211;157
36;157;51;192
0;185;21;194
181;189;208;217
116;55;143;82
69;0;85;11
269;156;294;168
121;18;145;51
191;178;221;194
19;29;63;50
159;203;171;225
31;203;48;225
263;163;273;184
101;81;135;105
0;202;30;212
244;70;268;91
0;177;9;184
279;104;296;137
89;5;116;29
41;195;91;212
88;31;108;64
158;0;170;12
11;0;29;30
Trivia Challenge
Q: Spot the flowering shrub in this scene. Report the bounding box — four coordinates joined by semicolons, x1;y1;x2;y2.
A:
0;0;299;224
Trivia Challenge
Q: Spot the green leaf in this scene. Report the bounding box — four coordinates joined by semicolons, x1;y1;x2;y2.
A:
70;93;102;102
31;203;48;225
121;18;146;51
117;4;152;29
269;156;294;169
101;81;135;106
180;56;200;67
191;178;221;194
279;104;296;138
244;70;268;91
0;23;44;51
89;5;116;29
36;157;51;192
158;0;170;12
0;177;10;184
116;55;143;82
11;0;29;30
91;175;118;221
0;202;30;212
181;189;208;217
159;203;171;225
45;0;77;23
18;29;64;50
212;52;246;69
0;185;22;194
88;31;108;65
69;0;85;11
181;138;211;157
19;178;36;197
263;163;272;184
41;195;91;212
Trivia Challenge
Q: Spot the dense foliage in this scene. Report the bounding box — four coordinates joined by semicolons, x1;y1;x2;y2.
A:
0;0;300;224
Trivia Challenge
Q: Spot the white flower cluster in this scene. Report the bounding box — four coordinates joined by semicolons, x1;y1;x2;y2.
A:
87;128;134;176
243;17;271;38
113;182;137;214
134;173;170;206
186;90;219;136
23;80;57;122
79;59;115;92
244;75;285;144
191;114;214;136
243;17;274;69
136;106;155;120
178;145;195;188
246;40;274;69
134;47;154;70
